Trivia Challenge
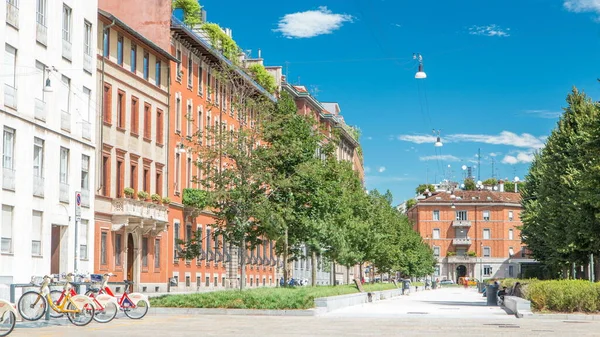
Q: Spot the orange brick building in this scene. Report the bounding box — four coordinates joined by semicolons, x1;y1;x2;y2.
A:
407;186;534;282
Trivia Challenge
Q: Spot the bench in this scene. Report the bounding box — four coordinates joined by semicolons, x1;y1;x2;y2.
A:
503;296;533;318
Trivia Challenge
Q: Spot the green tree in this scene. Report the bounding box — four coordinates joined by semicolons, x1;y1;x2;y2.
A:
416;184;435;195
406;198;417;210
482;178;497;186
463;178;476;190
173;0;202;26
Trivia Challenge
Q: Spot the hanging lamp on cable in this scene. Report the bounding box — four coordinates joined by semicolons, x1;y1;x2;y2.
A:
414;53;427;79
433;129;443;147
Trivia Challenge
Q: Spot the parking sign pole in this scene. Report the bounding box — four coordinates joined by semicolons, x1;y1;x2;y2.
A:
74;191;82;273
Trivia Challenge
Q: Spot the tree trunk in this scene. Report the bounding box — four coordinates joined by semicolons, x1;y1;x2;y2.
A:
346;266;350;285
332;261;336;286
283;227;289;286
239;237;246;291
359;263;363;283
311;251;317;286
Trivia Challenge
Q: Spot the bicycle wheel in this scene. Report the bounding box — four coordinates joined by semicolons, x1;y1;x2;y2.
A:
17;291;47;321
66;301;95;327
0;311;15;337
123;299;149;319
48;290;64;318
93;300;117;323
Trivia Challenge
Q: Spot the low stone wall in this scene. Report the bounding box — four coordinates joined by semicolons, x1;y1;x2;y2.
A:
314;288;403;313
503;296;533;318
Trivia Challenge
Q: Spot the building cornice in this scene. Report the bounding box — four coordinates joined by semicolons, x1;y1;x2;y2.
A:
415;202;522;208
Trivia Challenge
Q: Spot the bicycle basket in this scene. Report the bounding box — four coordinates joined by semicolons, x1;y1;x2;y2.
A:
90;274;103;283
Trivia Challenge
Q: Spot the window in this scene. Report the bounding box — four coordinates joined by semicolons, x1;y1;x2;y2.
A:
455;210;468;221
154;239;160;268
156;109;163;145
80;219;88;260
130;44;137;73
433;246;440;257
31;210;43;256
131;97;139;134
207;71;212;99
36;0;47;26
59;147;69;185
1;205;13;253
117;35;123;65
130;162;138;193
103;83;112;124
175;96;181;132
521;248;526;258
142;238;148;267
206;228;211;256
483;210;490;221
3;127;15;171
432;228;440;239
62;5;72;42
509;228;514;240
186;224;192;243
33;137;44;178
84;21;92;56
205;276;209;287
187;158;192;188
103;28;110;57
483;246;491;257
102;155;110;196
117;90;125;128
81;155;89;193
434;265;440;276
4;44;17;98
144;103;151;139
173;221;180;259
155;170;162;196
508;211;514;221
61;75;70;114
82;87;91;135
175;153;181;193
143;167;149;192
155;61;161;86
101;232;107;265
433;210;440;221
115;233;122;265
176;48;182;79
143;51;149;80
116;159;123;198
186;103;192;137
35;61;45;103
198;64;203;94
483;228;490;240
508;265;514;277
187;53;193;87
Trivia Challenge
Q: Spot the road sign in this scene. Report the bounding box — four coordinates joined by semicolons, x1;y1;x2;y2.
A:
75;191;81;217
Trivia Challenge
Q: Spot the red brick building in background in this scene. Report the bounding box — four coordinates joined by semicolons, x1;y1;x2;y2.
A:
407;184;535;282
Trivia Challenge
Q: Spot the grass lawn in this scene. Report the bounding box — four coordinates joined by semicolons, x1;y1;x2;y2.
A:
150;283;398;310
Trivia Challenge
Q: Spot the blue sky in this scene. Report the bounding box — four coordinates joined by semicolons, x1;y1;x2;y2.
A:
197;0;600;204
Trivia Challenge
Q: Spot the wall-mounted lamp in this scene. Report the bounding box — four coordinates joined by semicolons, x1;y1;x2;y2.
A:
43;68;53;93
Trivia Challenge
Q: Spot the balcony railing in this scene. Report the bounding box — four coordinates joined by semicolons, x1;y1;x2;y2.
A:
447;255;478;264
33;175;44;197
452;237;472;246
81;189;90;207
36;22;47;45
2;167;15;190
62;39;72;60
34;98;46;121
4;84;16;109
59;182;69;203
82;121;91;140
452;220;472;228
111;198;169;223
83;53;92;73
5;1;18;29
61;110;71;132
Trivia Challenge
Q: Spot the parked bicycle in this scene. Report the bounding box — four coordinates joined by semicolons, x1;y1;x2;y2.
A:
52;274;118;323
86;273;149;319
0;299;17;336
17;273;95;326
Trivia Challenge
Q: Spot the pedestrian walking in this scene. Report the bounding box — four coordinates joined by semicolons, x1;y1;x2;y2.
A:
402;278;411;295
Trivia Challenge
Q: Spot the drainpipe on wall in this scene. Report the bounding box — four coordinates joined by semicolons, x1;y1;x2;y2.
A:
98;20;116;193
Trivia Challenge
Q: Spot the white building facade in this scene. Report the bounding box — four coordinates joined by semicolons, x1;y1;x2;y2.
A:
0;0;98;297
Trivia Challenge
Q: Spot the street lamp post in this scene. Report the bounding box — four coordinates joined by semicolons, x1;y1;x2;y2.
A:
479;242;483;283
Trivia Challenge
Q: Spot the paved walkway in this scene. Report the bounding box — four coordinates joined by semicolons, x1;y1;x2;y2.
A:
325;286;511;319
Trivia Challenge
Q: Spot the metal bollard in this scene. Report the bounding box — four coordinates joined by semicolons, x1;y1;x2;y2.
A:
486;284;499;306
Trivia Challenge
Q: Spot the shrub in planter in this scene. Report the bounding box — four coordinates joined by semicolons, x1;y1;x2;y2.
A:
137;191;149;200
124;187;135;198
162;197;171;205
151;193;161;203
467;251;477;257
524;280;600;312
182;188;208;209
447;251;456;257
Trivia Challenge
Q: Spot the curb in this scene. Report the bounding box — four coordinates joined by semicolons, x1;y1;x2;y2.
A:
529;313;600;321
149;307;319;316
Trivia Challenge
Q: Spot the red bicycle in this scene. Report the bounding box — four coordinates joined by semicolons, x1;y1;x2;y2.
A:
86;273;149;319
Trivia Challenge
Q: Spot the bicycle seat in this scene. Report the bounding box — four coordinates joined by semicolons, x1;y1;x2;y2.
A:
123;280;134;285
88;287;101;293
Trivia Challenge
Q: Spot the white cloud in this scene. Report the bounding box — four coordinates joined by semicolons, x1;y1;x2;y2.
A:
564;0;600;14
419;155;461;162
468;24;510;37
524;109;562;119
489;152;500;157
397;134;437;144
378;166;386;173
502;151;535;165
364;166;371;173
275;6;353;38
447;131;545;149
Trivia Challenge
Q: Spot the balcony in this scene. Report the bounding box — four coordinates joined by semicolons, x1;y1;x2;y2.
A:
62;39;72;61
452;237;472;246
2;167;15;191
59;183;69;203
61;110;71;132
4;84;16;109
36;22;47;46
81;189;90;207
83;53;92;73
447;255;478;264
33;175;44;197
452;220;472;228
110;198;169;235
82;122;91;140
5;1;18;29
34;99;46;121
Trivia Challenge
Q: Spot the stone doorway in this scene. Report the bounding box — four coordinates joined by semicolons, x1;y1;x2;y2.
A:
456;265;467;283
